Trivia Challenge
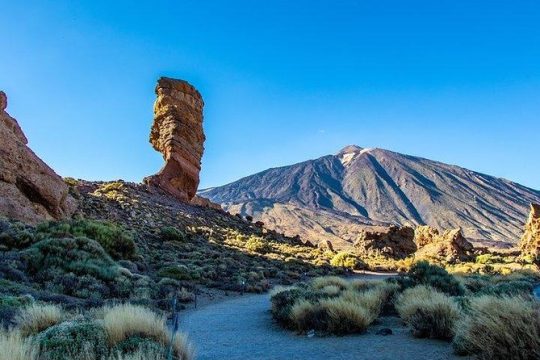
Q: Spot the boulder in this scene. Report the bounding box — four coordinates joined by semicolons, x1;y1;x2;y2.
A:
414;226;474;262
354;225;416;259
0;91;77;223
519;204;540;262
144;77;205;202
190;195;222;210
318;239;335;252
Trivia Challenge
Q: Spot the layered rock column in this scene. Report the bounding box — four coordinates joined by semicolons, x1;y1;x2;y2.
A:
144;77;205;202
0;91;77;223
520;204;540;261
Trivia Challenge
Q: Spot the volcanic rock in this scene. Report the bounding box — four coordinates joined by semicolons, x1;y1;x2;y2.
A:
144;77;205;202
0;91;77;223
354;225;416;259
190;195;222;210
414;226;474;262
519;204;540;261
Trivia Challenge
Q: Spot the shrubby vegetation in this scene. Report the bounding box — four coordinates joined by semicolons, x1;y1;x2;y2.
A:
0;303;193;360
272;261;540;360
271;277;397;335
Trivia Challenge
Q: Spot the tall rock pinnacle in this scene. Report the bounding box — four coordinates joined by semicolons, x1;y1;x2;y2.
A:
144;77;206;202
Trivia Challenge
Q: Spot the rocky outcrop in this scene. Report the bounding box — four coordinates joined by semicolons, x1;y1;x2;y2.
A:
144;77;205;202
414;226;474;262
354;225;416;259
520;204;540;261
190;195;222;210
0;91;77;223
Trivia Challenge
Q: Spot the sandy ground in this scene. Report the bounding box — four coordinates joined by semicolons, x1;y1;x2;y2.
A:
180;274;465;360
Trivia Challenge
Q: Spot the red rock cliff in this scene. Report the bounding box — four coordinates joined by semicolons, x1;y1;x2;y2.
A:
0;91;77;223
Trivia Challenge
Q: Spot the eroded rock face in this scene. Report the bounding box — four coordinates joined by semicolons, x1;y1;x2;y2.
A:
414;226;474;262
0;91;77;223
520;204;540;261
354;225;416;259
144;77;205;202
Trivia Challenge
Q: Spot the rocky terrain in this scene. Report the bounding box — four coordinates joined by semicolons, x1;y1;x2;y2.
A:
202;145;540;248
0;91;76;224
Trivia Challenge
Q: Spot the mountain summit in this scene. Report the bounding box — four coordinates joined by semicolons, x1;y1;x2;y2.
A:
201;146;540;248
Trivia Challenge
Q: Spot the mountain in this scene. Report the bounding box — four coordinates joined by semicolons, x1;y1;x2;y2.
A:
200;145;540;249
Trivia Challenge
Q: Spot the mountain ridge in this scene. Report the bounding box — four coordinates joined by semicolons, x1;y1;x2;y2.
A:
201;145;540;248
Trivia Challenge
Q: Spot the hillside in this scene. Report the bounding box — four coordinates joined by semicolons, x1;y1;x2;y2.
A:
201;145;540;248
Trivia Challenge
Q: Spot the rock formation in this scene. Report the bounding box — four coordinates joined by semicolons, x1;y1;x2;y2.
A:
191;194;222;210
519;204;540;261
144;77;205;202
0;91;77;223
354;225;416;259
414;226;474;262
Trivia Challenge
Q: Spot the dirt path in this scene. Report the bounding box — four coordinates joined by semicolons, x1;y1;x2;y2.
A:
180;276;463;360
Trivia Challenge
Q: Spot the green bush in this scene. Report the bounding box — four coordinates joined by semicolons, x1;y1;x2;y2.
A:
36;321;108;360
157;265;194;281
330;252;365;270
111;336;166;356
408;261;464;296
160;226;186;242
475;254;503;264
36;219;136;259
23;237;120;281
245;236;271;254
0;221;35;249
477;280;533;297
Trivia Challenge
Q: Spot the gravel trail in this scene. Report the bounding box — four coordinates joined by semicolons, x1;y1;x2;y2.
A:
180;286;462;359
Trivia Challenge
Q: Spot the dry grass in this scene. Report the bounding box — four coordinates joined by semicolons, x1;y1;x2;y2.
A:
170;333;195;360
319;298;373;334
395;285;460;339
102;304;169;346
311;276;349;290
15;303;63;336
319;285;342;296
0;329;37;360
102;304;193;360
286;279;396;334
453;295;540;359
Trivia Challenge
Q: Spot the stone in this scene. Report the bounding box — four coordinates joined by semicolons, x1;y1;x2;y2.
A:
144;77;205;202
318;239;335;252
190;195;222;210
414;226;474;262
0;91;77;223
354;225;416;259
520;204;540;262
376;328;393;336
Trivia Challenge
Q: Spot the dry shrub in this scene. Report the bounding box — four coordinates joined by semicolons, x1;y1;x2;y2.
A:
290;300;327;332
319;298;372;334
102;304;193;360
319;285;342;296
311;276;348;291
395;285;460;339
453;295;540;359
103;304;168;346
0;329;37;360
170;334;195;360
15;303;63;336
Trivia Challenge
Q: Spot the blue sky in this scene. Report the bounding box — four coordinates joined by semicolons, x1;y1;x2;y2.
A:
1;0;539;190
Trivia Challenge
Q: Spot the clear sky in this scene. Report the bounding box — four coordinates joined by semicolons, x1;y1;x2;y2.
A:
1;1;539;190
